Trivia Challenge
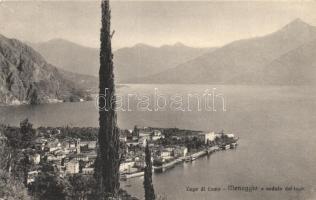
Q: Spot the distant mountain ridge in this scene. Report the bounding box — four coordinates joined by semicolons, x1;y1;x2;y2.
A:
30;40;214;83
29;39;100;78
0;34;89;105
28;18;316;86
138;19;316;85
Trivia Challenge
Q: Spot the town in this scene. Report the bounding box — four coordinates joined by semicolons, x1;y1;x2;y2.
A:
0;120;238;192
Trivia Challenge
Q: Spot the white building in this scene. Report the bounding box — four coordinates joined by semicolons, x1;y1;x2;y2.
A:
66;160;79;174
174;147;188;157
152;130;163;141
160;149;173;160
199;132;216;144
82;168;94;175
226;133;235;138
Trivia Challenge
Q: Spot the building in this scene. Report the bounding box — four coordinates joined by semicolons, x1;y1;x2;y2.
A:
138;128;164;141
80;141;97;149
174;146;188;157
120;161;135;173
72;154;89;162
199;132;216;144
65;160;79;174
226;133;235;138
44;139;61;152
160;149;173;160
82;167;94;175
119;134;128;142
152;130;163;141
139;138;148;147
62;138;81;154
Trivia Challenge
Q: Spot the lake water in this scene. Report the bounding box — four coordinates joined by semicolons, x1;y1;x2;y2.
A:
1;84;316;200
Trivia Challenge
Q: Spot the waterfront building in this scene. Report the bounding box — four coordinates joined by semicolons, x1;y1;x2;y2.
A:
160;149;173;160
174;146;188;157
199;132;216;144
226;133;235;138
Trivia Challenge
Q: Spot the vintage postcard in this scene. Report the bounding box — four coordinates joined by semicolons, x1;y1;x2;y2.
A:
0;0;315;200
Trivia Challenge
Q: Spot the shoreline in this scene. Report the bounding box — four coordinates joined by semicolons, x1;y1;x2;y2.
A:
121;141;238;180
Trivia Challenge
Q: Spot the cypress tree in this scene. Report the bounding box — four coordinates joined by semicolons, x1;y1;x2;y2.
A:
144;143;156;200
95;0;120;199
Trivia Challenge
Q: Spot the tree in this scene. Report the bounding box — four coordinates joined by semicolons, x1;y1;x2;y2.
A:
0;133;30;200
132;125;139;138
1;120;36;185
94;0;120;198
0;170;30;200
79;160;85;173
143;143;155;200
31;162;71;200
20;118;36;149
69;174;96;200
29;88;40;105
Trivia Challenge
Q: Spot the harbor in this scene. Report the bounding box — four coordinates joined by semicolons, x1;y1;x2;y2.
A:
121;131;239;179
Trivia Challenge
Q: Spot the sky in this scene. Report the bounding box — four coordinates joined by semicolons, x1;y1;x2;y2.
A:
0;1;316;49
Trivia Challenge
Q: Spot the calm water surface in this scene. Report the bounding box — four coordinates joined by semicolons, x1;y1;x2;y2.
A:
0;84;316;200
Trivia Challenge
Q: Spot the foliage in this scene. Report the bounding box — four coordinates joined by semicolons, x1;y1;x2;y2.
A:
1;119;36;185
0;134;30;200
55;127;98;141
68;174;96;200
31;162;71;200
132;125;139;137
94;0;120;198
184;137;205;152
0;170;30;200
143;143;155;200
29;88;41;105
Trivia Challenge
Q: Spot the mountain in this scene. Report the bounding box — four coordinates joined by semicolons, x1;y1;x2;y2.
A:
0;35;90;105
139;19;316;85
259;39;316;85
30;40;213;83
29;39;99;77
58;69;98;93
114;43;214;82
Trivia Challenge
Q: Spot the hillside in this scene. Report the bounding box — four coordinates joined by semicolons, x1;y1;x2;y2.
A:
259;39;316;85
0;35;90;105
114;43;213;82
30;40;213;83
139;19;316;85
29;39;100;78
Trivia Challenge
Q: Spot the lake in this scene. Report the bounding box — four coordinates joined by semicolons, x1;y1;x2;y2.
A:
1;84;316;200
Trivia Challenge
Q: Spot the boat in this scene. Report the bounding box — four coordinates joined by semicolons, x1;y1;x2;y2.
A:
221;144;231;150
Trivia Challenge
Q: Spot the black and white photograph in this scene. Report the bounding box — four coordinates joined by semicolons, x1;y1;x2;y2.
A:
0;0;315;199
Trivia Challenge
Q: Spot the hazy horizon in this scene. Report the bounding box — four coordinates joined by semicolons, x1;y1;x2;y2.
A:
1;1;316;49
